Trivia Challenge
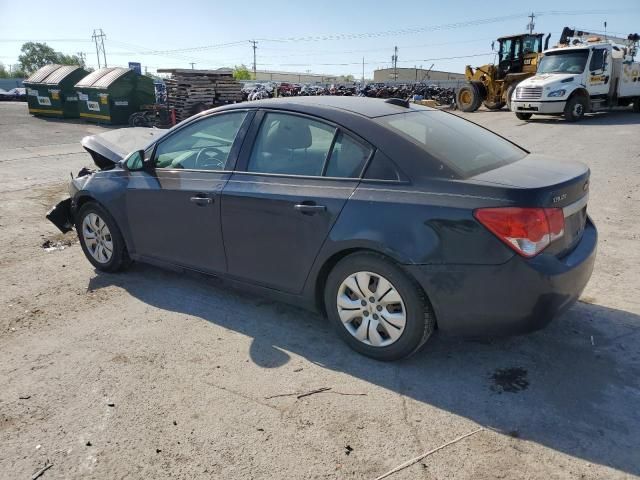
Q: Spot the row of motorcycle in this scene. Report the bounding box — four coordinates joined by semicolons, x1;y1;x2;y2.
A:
241;82;457;107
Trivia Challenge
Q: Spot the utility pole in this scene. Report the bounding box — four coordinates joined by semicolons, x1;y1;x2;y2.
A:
362;57;365;84
189;62;196;69
91;29;107;68
251;40;257;80
392;46;398;81
527;12;535;34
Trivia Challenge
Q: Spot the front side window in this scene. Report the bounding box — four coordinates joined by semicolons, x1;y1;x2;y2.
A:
247;113;335;176
377;110;527;178
538;50;589;74
154;111;247;170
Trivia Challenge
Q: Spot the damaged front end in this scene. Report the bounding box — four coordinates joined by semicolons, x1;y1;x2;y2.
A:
46;127;166;234
46;167;95;233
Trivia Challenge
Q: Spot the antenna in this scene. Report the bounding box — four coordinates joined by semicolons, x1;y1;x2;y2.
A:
91;29;107;68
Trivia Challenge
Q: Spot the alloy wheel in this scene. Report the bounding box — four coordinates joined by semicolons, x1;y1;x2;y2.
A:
82;213;113;264
336;271;407;347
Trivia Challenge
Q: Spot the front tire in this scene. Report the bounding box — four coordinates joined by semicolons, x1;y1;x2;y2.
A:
483;101;506;110
516;112;533;121
564;95;588;122
456;84;481;112
324;253;435;361
76;202;131;272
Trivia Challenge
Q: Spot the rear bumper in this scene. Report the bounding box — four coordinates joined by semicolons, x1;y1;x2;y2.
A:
512;100;566;114
406;217;597;336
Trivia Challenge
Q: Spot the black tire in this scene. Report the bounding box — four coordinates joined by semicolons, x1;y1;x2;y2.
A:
456;84;481;112
324;252;436;361
516;112;533;121
564;95;588;122
76;202;131;272
483;101;506;110
633;98;640;113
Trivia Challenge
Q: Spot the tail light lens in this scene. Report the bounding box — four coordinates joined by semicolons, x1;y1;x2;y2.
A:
474;207;565;257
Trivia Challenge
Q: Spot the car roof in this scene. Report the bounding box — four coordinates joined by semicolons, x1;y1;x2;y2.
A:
218;96;435;118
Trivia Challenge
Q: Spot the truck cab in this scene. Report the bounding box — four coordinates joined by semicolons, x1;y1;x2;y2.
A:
511;32;640;121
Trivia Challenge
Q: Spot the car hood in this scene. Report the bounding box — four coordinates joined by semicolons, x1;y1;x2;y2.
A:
520;73;577;87
81;127;167;169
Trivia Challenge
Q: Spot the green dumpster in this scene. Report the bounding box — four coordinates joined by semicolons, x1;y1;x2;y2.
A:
74;67;155;124
24;64;89;118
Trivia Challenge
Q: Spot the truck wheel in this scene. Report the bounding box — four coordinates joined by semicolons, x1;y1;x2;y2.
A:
483;101;506;110
564;96;588;122
516;112;532;121
456;84;481;112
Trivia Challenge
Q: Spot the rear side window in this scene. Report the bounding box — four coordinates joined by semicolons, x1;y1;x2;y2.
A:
325;132;372;178
246;112;372;178
377;111;527;177
247;113;335;176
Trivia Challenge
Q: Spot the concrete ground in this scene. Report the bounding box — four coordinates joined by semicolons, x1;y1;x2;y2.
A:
0;101;639;480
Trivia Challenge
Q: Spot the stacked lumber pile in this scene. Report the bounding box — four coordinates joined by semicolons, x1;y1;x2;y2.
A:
158;68;242;122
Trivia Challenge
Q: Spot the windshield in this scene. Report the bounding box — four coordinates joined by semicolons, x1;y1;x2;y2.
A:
377;110;527;178
538;50;589;74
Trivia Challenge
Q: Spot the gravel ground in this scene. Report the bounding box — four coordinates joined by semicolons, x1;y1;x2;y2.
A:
1;101;639;480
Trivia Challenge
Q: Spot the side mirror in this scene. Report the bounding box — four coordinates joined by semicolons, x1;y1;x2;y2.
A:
122;150;147;171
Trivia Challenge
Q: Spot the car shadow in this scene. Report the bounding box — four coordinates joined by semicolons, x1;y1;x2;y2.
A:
515;110;639;126
88;263;640;475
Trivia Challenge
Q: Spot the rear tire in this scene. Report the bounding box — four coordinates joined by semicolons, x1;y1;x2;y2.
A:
76;202;131;273
456;84;481;112
324;252;435;361
564;95;588;122
516;112;533;121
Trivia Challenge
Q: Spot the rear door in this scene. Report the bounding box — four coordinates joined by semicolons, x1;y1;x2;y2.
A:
125;110;251;273
221;110;373;293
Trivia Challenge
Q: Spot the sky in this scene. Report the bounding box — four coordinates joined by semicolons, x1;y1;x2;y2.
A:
1;0;639;78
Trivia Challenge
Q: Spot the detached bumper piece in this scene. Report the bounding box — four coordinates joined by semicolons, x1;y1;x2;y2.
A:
46;198;74;233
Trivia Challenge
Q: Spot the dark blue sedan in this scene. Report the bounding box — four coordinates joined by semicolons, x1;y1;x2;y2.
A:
47;97;596;360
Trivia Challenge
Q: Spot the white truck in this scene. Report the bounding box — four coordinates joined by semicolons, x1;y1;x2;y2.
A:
511;28;640;121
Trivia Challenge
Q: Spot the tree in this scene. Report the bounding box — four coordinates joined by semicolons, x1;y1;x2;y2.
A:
343;74;355;82
233;64;252;80
18;42;59;72
0;63;8;79
17;42;85;73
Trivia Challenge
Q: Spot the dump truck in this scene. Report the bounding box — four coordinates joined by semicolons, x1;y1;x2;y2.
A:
511;28;640;121
456;32;550;112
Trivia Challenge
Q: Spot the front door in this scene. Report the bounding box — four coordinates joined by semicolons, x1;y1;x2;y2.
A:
221;110;373;293
126;110;250;273
587;47;613;97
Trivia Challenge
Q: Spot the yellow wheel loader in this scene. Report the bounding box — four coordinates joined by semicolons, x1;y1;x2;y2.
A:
457;33;550;112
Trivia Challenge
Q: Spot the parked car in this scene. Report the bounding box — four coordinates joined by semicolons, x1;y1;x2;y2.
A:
46;97;596;360
0;87;26;101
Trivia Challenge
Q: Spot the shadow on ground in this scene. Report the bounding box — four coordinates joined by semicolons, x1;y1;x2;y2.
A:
89;263;640;475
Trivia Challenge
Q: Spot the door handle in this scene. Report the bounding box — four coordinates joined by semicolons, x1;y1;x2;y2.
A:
294;203;326;214
190;195;213;205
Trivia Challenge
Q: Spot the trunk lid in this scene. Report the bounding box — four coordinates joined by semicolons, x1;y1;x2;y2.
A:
470;154;590;256
81;127;167;169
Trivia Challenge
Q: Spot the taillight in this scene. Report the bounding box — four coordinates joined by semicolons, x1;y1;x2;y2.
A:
474;207;565;257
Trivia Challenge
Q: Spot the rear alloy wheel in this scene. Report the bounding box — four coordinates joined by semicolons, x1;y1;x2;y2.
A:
516;112;533;121
456;84;481;112
76;202;131;272
564;95;588;122
325;253;435;361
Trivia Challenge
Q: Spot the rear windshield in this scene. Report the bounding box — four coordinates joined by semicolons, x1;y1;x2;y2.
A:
376;110;527;177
